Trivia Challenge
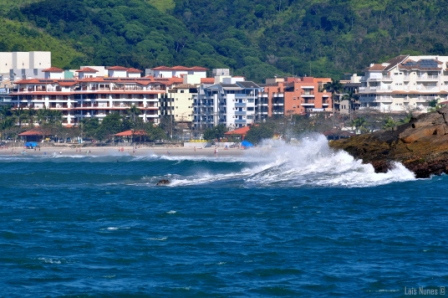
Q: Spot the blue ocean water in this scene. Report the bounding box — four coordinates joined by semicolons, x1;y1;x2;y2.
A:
0;135;447;296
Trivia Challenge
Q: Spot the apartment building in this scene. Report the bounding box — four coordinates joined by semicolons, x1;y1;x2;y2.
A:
193;76;262;130
359;55;448;113
9;66;184;126
260;77;332;119
160;84;197;124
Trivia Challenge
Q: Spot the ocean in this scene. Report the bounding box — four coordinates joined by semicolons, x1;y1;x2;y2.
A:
0;134;447;296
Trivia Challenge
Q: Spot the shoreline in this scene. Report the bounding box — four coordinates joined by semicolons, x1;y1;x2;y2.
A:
0;144;246;157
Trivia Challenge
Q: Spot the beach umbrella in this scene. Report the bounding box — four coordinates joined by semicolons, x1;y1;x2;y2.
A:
241;140;254;148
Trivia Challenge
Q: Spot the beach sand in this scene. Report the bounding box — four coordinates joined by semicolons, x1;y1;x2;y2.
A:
0;143;246;157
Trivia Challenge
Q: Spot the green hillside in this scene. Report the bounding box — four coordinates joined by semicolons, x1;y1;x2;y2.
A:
1;0;448;82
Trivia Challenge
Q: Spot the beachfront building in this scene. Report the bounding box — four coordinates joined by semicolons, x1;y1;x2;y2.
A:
9;66;184;126
159;70;213;127
359;55;448;113
193;73;262;130
259;76;333;120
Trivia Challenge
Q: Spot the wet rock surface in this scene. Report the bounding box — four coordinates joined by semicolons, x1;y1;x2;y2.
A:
329;107;448;178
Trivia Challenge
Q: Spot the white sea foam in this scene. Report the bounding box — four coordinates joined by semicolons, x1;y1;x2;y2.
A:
149;237;168;241
38;257;63;264
168;134;416;188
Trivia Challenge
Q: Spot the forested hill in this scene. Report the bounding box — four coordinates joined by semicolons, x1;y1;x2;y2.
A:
1;0;448;82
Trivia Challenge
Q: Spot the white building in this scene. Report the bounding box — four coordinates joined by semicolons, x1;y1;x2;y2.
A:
146;66;207;79
359;55;448;113
9;66;183;126
193;76;262;130
0;51;51;81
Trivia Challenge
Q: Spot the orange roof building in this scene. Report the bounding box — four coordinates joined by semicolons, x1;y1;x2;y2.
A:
261;76;332;119
10;66;171;127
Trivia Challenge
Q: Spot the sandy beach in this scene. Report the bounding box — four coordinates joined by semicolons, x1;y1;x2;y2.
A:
0;143;246;157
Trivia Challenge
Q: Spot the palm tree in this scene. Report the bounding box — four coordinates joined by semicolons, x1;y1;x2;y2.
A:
126;105;142;143
127;105;141;128
36;108;47;125
26;108;36;127
342;90;360;118
324;80;343;113
12;108;28;128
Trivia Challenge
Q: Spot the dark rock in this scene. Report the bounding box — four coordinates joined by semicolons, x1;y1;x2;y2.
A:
329;107;448;178
156;179;170;186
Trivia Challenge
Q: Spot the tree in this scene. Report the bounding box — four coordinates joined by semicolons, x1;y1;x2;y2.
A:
244;124;274;144
125;105;143;128
351;117;367;133
96;113;123;141
203;124;226;141
145;122;167;141
382;117;397;131
81;118;100;138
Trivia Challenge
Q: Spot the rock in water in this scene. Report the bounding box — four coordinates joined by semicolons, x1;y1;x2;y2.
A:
329;107;448;178
156;179;170;186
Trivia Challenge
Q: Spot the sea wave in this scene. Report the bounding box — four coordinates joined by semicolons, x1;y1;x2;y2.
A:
167;134;416;188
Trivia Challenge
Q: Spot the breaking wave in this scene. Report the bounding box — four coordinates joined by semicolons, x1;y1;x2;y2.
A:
167;134;416;188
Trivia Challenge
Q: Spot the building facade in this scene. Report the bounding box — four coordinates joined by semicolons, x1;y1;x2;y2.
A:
359;55;448;113
9;66;185;126
193;77;262;130
0;51;51;82
261;77;333;119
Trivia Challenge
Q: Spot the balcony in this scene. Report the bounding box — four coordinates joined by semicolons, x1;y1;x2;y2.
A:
235;111;246;116
272;101;284;106
235;103;246;108
416;75;439;81
301;91;314;97
301;99;315;106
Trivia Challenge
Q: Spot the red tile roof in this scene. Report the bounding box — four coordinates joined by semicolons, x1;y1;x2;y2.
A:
224;126;251;135
114;130;147;137
18;129;50;136
366;64;387;71
201;78;215;84
108;66;128;71
42;67;64;72
76;67;99;73
58;82;78;87
127;68;142;73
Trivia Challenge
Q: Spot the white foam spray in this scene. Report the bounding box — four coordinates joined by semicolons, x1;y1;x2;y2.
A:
169;134;416;188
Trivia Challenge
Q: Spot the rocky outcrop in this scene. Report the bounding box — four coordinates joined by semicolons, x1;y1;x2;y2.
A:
156;179;170;186
329;107;448;178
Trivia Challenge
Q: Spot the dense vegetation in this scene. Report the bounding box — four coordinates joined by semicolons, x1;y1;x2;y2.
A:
1;0;448;82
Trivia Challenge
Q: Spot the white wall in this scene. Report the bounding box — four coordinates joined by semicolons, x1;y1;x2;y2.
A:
29;51;51;69
13;52;30;69
0;52;13;73
226;94;236;127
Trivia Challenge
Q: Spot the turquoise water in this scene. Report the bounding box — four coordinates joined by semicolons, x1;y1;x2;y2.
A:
0;136;447;296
